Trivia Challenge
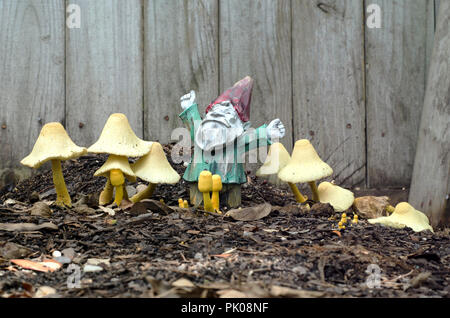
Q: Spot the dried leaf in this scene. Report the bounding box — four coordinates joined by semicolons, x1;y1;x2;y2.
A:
0;242;33;259
172;278;195;288
35;286;57;298
0;222;58;232
212;253;233;258
225;203;272;221
270;285;324;298
29;202;52;218
332;230;342;237
98;206;116;216
353;196;391;219
11;259;62;272
217;289;248;298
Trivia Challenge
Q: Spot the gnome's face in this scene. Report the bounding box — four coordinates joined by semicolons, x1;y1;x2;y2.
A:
195;101;247;152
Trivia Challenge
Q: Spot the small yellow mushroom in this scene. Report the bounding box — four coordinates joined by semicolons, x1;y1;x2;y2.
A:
317;182;354;212
198;171;214;212
212;174;222;212
368;202;433;233
338;221;346;230
20;122;87;208
352;215;359;224
183;200;189;209
178;198;184;208
130;143;180;203
94;155;136;207
256;143;308;203
88;113;152;206
278;140;333;202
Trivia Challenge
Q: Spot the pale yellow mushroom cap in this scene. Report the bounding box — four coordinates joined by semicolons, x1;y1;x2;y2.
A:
256;143;291;185
278;139;333;183
21;122;87;169
88;113;152;157
212;175;223;192
94;155;136;182
317;182;354;212
368;202;434;233
131;142;180;184
198;171;213;193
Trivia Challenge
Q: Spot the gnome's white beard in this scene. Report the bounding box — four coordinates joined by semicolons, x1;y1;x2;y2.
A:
195;103;247;152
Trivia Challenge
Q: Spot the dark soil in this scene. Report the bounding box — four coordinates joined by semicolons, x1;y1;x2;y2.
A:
0;145;449;298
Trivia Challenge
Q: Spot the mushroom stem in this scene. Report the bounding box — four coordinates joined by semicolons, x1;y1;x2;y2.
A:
130;183;157;203
288;182;307;203
99;178;114;206
308;181;320;201
51;159;71;207
110;169;125;206
212;191;220;211
114;185;124;206
386;205;395;214
202;192;214;212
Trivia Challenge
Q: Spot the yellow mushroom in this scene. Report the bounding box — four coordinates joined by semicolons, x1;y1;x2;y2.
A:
21;122;87;207
211;174;222;212
183;200;189;209
256;142;307;203
94;155;136;206
368;202;433;233
352;215;359;224
129;142;180;203
88;113;152;206
278;140;333;202
178;198;184;208
198;171;213;212
317;182;354;212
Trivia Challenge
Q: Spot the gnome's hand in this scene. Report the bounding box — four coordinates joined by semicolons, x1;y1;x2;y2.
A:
180;90;196;110
267;119;285;141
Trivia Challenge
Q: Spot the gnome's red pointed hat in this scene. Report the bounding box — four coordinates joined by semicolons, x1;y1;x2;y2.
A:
205;76;253;122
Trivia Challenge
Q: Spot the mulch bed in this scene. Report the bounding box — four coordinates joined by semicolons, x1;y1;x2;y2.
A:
0;145;449;298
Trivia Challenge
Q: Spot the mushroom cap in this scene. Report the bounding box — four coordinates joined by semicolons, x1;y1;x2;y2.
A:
131;142;180;184
278;139;333;183
212;174;223;192
317;182;354;212
368;202;433;233
88;113;152;157
21;122;87;169
198;171;213;193
94;155;136;182
256;143;291;185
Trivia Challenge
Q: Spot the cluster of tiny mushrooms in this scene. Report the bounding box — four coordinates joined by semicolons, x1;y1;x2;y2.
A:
20;113;433;233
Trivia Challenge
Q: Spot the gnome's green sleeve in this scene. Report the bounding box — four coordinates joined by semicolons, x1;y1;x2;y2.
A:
179;103;201;141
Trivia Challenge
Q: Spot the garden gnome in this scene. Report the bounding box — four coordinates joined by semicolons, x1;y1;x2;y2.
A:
179;76;285;208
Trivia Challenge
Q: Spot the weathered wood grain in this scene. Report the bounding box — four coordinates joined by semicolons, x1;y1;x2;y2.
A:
219;0;292;158
292;0;365;187
66;0;143;147
0;0;65;179
144;0;219;143
366;0;430;187
409;0;450;227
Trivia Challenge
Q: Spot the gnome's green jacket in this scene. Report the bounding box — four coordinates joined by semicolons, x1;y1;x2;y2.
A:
179;103;271;184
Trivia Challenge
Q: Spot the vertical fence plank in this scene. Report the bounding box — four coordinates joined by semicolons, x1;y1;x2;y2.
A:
219;0;293;156
0;0;65;182
292;0;365;187
144;0;219;143
366;0;429;187
66;0;143;147
409;0;450;227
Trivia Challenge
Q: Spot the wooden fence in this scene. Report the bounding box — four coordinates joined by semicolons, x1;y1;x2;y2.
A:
0;0;440;189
